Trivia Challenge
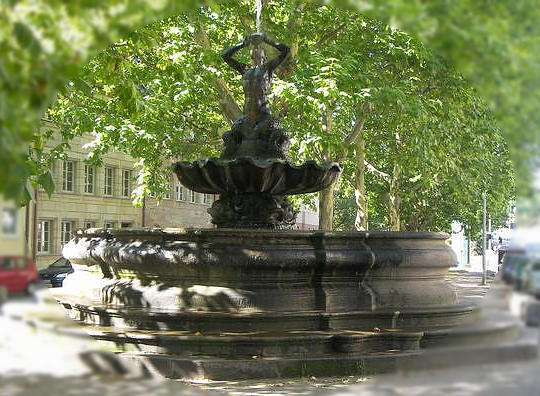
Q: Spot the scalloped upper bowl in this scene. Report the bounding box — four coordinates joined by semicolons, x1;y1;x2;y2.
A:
173;157;341;195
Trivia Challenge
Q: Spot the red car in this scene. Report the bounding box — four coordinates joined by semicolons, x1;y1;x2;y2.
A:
0;256;39;294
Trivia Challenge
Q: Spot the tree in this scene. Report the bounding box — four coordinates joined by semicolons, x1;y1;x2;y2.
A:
2;1;520;235
45;1;513;234
0;0;211;203
1;0;538;204
369;0;540;197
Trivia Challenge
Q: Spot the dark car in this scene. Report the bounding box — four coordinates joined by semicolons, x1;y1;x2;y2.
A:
501;249;526;284
38;257;73;287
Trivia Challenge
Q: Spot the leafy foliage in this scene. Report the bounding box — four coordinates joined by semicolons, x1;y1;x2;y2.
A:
0;0;520;233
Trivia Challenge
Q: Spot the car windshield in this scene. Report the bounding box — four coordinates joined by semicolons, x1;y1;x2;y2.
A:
50;258;69;268
1;258;15;270
504;254;528;265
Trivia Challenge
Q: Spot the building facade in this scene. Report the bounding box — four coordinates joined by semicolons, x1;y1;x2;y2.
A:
35;122;215;269
145;182;216;228
0;198;34;259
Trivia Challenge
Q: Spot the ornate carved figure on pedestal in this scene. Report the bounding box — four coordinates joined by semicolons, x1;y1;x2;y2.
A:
221;33;291;160
174;32;341;229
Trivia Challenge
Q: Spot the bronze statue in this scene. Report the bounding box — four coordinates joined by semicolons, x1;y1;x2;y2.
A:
174;32;341;229
221;33;291;159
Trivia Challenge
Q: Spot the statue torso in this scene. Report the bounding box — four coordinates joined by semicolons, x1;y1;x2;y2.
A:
243;66;272;122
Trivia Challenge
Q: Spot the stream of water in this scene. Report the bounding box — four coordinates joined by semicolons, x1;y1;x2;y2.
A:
255;0;262;32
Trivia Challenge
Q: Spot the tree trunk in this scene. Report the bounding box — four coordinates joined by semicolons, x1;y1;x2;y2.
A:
354;136;368;231
386;192;401;231
317;104;335;231
319;182;336;231
386;163;402;231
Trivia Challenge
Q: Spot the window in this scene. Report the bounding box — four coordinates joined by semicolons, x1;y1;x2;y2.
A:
189;189;196;203
2;207;18;235
203;194;211;205
122;169;132;198
164;181;172;200
37;220;51;253
16;258;28;269
175;184;185;201
84;165;94;194
104;167;114;196
61;221;74;246
62;160;74;192
1;258;16;270
84;221;95;229
120;222;133;228
104;221;115;229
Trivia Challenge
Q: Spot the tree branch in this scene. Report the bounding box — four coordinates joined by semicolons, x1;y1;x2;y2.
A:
312;144;323;162
344;118;366;146
364;160;390;180
338;102;371;161
276;2;305;79
315;15;359;48
191;17;242;125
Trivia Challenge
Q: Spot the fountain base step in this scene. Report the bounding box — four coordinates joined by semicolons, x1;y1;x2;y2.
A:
83;328;425;358
58;300;481;334
118;325;537;380
56;309;534;379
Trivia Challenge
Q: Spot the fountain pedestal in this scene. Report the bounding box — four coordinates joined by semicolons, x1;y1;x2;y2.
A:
174;158;340;228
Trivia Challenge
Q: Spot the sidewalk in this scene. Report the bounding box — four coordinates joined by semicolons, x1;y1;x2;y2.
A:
1;273;538;396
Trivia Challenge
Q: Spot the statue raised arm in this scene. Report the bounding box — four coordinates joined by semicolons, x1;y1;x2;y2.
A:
221;33;290;126
221;36;251;75
222;33;290;75
261;34;290;73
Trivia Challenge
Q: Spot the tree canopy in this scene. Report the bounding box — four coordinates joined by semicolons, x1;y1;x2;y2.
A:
0;0;525;231
39;1;514;232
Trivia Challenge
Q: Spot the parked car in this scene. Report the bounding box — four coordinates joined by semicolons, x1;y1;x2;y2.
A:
0;256;39;294
38;257;73;287
513;256;531;291
501;250;526;284
523;258;540;298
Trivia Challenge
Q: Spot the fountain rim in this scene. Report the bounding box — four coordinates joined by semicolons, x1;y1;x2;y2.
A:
76;227;450;240
173;156;341;171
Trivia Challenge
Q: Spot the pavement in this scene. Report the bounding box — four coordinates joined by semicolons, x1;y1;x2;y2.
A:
1;271;540;396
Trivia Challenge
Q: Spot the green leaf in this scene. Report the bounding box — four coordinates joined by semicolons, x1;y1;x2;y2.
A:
38;170;55;197
21;180;35;206
73;78;93;96
13;22;41;55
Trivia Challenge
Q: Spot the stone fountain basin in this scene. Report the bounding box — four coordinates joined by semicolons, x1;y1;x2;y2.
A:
173;157;341;195
58;228;472;334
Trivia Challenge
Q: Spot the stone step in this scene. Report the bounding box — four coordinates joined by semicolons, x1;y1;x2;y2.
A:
421;308;519;348
82;327;425;358
59;300;480;333
71;308;523;359
120;327;538;380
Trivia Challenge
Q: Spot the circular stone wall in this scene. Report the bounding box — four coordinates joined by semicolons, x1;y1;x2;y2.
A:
59;228;468;333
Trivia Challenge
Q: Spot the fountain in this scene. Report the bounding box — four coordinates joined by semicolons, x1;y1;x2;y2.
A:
56;9;535;380
174;32;340;229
